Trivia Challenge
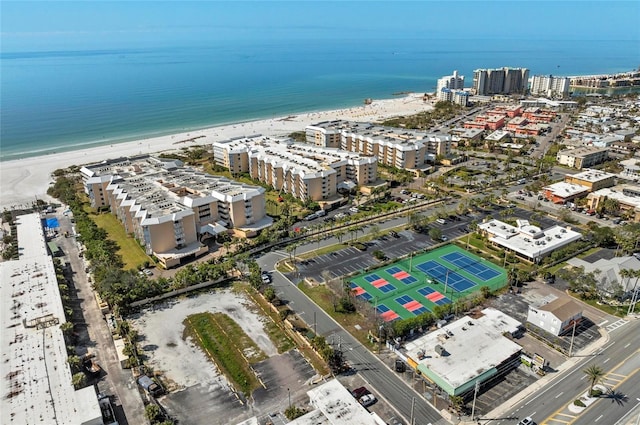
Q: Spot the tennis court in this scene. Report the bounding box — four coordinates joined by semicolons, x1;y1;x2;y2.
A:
349;245;507;322
441;251;501;281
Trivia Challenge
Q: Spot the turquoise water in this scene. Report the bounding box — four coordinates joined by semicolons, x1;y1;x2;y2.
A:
1;38;637;161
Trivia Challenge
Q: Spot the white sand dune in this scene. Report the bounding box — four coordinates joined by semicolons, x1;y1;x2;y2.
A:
0;94;433;209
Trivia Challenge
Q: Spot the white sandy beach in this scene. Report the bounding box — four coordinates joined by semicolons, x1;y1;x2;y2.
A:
0;94;433;210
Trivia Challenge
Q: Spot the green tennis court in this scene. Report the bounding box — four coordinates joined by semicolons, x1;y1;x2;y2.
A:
349;245;507;322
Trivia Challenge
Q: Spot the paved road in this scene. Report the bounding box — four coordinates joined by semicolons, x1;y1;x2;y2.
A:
490;319;639;425
55;210;147;425
258;251;446;425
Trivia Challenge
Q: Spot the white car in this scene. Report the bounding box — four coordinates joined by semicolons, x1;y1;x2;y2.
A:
359;394;376;407
349;207;359;214
518;417;534;425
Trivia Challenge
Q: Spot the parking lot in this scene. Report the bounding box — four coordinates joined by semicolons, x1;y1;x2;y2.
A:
294;230;435;282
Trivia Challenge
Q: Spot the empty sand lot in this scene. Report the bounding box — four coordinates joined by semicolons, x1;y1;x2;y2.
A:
130;289;277;391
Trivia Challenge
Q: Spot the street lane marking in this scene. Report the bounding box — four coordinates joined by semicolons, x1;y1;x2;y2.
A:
598;320;609;326
580;375;586;380
625;343;631;348
603;357;610;364
595;415;603;422
555;391;564;398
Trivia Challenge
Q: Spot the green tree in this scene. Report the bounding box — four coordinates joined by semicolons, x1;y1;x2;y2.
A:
264;286;276;302
145;404;162;423
72;372;86;390
583;365;604;395
369;224;381;240
450;395;464;414
67;355;82;373
429;227;443;241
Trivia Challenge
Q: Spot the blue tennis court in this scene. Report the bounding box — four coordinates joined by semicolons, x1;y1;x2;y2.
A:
364;274;382;283
386;266;402;275
376;304;390;314
416;260;477;292
395;295;413;304
378;283;396;293
441;252;501;281
401;276;417;284
417;287;452;305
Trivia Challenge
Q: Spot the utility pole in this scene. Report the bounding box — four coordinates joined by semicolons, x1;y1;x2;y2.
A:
471;380;480;421
568;320;577;357
313;311;317;336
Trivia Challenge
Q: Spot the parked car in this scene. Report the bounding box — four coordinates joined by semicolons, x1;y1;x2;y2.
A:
359;394;377;407
349;207;359;214
351;386;370;399
137;375;163;397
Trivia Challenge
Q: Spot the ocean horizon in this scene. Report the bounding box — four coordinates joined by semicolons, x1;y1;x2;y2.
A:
1;38;638;162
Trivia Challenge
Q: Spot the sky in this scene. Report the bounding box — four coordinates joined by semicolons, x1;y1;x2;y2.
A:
1;1;639;51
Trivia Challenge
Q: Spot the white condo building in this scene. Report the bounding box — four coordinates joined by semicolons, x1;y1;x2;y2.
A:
436;70;465;101
530;75;571;98
306;120;451;172
212;136;378;202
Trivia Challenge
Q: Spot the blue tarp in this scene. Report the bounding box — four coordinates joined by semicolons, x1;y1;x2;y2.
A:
44;218;60;229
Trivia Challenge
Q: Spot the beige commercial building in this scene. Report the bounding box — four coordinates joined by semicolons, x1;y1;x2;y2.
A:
212;136;377;202
556;146;608;169
306;120;450;172
81;156;271;268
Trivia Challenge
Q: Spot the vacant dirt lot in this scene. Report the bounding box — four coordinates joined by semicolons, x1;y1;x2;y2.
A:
130;288;277;391
130;288;317;425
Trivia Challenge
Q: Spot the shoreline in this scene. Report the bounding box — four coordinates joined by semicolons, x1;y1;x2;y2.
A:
0;94;433;210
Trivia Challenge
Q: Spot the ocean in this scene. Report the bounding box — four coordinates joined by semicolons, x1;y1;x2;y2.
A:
1;38;637;161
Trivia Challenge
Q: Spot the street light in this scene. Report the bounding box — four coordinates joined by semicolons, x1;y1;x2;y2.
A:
287;387;291;409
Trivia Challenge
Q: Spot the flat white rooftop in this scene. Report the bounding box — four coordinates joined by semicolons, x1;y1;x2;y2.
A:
589;187;640;208
288;379;383;425
479;219;582;260
545;181;590;198
1;213;101;425
404;308;522;396
568;169;616;183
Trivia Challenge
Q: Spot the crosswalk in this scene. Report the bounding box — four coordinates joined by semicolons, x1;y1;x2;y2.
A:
604;319;628;332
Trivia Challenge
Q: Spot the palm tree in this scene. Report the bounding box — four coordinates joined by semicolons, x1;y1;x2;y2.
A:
583;365;604;395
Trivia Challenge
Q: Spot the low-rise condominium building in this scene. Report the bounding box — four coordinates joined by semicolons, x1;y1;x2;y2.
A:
305;120;451;173
556;146;608;169
212;136;377;202
81;156;271;268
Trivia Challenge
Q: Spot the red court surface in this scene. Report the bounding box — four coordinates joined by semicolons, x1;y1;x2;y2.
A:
372;279;388;288
393;271;410;279
381;310;400;321
404;300;423;311
352;286;365;296
426;292;445;302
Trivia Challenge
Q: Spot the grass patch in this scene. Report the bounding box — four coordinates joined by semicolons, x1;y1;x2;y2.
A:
299;243;346;259
571;295;628;318
297;283;372;347
88;210;151;270
183;312;266;395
